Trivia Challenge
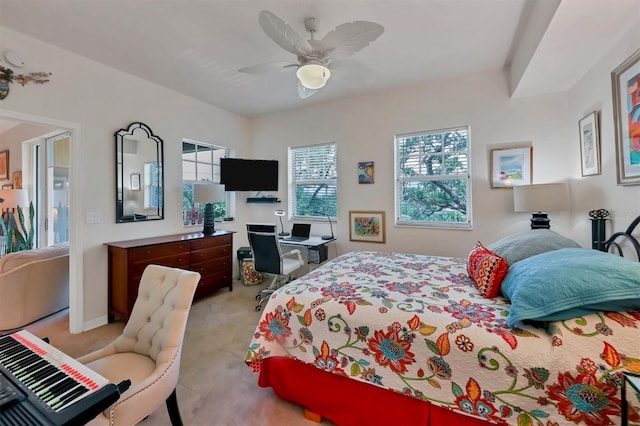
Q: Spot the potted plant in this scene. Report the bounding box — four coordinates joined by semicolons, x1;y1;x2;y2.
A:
0;202;34;253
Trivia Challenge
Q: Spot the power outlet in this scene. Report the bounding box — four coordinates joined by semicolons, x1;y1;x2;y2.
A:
86;212;101;224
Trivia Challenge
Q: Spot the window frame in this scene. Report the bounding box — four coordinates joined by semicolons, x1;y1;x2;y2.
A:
181;139;229;227
394;125;472;230
288;142;338;221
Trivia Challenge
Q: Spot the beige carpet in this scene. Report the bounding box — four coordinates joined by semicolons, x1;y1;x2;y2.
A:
22;280;332;426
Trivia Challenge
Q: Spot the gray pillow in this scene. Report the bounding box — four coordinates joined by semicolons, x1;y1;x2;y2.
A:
486;229;581;266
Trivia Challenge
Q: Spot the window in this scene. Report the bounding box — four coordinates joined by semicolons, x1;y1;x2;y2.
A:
288;143;337;218
182;140;228;226
395;126;471;228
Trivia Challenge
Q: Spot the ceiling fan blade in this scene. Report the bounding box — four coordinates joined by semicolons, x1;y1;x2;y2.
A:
238;62;298;74
320;21;384;61
298;80;318;99
259;10;313;57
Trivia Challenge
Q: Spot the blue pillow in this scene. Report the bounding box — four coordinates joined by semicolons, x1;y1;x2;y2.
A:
500;248;640;326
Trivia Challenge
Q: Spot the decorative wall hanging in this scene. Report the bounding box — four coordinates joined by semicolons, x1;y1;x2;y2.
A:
579;111;601;176
12;171;22;190
349;210;385;243
0;61;52;100
490;146;533;188
358;161;374;184
0;150;8;180
611;48;640;185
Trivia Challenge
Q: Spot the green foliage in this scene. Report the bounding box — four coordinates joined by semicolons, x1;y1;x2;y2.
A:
0;203;35;253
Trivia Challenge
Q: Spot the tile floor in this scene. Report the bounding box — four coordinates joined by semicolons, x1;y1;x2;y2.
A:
23;280;332;426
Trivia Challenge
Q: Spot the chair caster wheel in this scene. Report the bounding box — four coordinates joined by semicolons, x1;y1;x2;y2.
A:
256;295;262;301
255;305;262;312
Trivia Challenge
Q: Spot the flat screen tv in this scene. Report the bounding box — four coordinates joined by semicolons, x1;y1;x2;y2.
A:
220;158;278;191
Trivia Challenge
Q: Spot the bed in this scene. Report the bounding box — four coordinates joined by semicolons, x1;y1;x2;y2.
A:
246;221;640;426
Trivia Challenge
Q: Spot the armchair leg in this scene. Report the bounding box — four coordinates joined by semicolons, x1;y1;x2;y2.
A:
166;388;183;426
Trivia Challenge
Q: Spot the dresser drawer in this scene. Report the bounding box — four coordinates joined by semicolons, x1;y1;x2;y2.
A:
130;242;189;262
130;254;191;279
189;256;231;276
190;234;232;250
190;245;231;264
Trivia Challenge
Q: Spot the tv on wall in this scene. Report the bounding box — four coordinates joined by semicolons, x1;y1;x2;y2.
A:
220;158;278;191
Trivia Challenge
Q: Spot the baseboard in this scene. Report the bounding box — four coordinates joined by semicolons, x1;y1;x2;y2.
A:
84;315;108;332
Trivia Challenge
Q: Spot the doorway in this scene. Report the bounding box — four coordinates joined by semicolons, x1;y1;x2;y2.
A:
0;110;83;333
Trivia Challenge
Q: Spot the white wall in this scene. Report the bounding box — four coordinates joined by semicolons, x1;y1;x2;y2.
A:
0;26;251;330
567;23;640;243
250;69;574;258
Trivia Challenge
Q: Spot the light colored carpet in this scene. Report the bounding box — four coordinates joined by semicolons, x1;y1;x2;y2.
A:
23;280;332;426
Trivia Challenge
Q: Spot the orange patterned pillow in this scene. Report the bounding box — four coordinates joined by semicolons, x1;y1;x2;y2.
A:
467;242;508;298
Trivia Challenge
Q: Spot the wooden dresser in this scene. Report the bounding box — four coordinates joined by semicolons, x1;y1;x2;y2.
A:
105;230;233;321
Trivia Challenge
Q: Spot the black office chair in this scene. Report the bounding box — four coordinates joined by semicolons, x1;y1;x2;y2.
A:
246;223;305;311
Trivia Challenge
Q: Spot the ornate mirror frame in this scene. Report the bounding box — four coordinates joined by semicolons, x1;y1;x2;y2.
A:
115;122;164;222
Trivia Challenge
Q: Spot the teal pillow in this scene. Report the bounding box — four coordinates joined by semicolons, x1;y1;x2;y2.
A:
486;229;580;266
500;248;640;327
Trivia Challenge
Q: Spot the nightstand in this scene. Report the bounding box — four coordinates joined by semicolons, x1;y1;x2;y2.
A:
623;372;640;426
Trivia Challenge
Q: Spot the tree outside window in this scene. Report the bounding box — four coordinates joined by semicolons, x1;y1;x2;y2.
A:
289;143;337;219
395;127;472;228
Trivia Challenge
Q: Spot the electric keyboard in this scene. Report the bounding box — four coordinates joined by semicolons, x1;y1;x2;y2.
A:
0;330;125;425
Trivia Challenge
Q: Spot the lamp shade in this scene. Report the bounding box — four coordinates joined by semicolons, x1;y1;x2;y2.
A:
513;183;569;213
296;60;331;90
0;189;29;209
194;183;225;204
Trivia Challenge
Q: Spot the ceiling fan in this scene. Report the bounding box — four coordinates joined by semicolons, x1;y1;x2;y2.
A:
239;10;384;99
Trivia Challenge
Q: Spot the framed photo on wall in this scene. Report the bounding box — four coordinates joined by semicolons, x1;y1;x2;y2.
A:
130;173;141;191
0;150;9;180
578;111;601;176
612;48;640;185
349;211;385;243
358;161;375;184
490;146;532;188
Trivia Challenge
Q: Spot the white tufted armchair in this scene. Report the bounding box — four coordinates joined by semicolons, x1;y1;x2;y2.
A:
78;265;200;426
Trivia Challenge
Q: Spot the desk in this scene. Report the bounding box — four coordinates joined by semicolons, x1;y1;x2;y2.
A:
279;236;335;264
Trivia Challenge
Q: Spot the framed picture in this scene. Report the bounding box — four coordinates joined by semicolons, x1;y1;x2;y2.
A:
349;210;385;243
358;161;374;184
0;150;9;180
490;147;533;188
612;48;640;185
578;112;601;176
1;184;12;189
130;173;141;191
12;171;22;189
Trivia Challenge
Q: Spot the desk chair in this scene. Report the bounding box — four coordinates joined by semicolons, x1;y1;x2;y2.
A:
247;223;304;311
78;265;200;425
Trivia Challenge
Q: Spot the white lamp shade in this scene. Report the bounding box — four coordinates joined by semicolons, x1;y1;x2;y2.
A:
194;183;225;204
513;183;569;213
296;62;331;90
0;189;29;209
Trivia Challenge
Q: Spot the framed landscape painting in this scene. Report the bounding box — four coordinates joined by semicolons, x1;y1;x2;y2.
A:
490;147;532;188
349;211;385;243
612;48;640;185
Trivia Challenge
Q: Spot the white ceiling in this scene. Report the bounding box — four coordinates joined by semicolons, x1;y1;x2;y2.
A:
0;0;638;117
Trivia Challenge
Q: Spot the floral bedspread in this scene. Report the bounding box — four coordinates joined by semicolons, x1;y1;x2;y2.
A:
246;251;640;425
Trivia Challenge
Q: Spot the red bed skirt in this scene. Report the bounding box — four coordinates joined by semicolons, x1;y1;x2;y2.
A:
258;357;492;426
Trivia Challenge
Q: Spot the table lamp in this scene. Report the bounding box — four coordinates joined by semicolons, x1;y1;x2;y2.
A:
513;183;569;229
194;183;225;234
274;210;289;236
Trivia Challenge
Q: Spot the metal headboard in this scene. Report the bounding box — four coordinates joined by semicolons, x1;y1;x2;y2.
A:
603;215;640;260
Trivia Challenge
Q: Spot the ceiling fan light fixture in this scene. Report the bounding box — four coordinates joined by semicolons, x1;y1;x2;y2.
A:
296;62;330;90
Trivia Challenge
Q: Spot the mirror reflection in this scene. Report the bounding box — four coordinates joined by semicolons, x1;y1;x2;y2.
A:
115;122;164;222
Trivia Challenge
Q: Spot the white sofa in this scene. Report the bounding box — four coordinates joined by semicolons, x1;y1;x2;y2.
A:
0;242;69;331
